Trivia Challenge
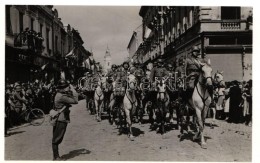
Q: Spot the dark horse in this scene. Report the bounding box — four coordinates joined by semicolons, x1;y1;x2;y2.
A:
155;77;170;136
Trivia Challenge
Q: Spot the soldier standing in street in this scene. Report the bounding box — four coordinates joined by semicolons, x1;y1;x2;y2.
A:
52;79;78;161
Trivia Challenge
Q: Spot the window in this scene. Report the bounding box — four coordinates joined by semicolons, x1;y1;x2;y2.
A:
31;18;34;30
40;24;43;34
55;35;58;53
108;62;110;66
6;5;11;34
46;28;50;53
61;41;64;55
221;7;241;20
19;12;24;33
189;10;193;26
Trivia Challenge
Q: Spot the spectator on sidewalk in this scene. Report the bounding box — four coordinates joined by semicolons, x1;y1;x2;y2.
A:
242;80;252;126
223;82;231;120
13;84;27;125
226;80;242;123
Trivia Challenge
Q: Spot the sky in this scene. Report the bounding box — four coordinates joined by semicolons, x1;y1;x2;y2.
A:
54;6;142;65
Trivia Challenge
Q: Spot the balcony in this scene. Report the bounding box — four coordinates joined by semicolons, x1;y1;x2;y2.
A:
200;19;248;32
14;30;45;53
221;21;240;30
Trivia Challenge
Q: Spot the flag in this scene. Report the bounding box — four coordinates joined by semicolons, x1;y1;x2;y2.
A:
144;25;152;39
60;71;66;80
84;58;90;69
41;63;49;70
65;48;75;58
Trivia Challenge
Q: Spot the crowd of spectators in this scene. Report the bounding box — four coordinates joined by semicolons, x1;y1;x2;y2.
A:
5;79;56;136
211;79;252;126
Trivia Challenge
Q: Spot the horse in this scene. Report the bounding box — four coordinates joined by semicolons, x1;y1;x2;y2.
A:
78;76;95;114
212;71;226;123
101;76;113;114
123;74;138;140
94;78;104;122
165;73;180;127
155;77;170;136
140;77;153;123
188;59;213;149
171;76;195;136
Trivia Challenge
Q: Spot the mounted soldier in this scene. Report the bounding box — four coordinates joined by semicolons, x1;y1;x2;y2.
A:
132;62;145;123
185;45;208;97
150;58;169;90
107;64;117;82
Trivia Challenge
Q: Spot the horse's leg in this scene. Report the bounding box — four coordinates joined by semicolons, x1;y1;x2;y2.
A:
98;101;103;121
169;104;174;124
94;99;99;122
109;98;115;125
124;108;134;140
194;108;207;148
201;107;209;149
147;103;154;128
185;106;192;133
211;106;216;128
161;106;167;136
138;99;144;124
175;103;180;130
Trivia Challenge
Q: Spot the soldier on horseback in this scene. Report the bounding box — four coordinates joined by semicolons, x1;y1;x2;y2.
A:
131;62;145;123
150;58;169;90
107;64;117;82
185;46;208;97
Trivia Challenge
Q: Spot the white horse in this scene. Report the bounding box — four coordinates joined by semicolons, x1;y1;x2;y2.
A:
211;71;226;127
94;79;104;122
188;59;213;149
123;74;138;141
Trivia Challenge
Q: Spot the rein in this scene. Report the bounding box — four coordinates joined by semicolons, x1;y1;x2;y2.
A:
195;75;212;111
157;91;168;103
95;82;103;101
125;89;138;109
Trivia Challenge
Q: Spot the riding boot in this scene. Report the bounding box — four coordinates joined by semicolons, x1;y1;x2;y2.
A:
52;144;60;160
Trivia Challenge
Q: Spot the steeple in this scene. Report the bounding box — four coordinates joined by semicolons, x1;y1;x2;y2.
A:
105;45;111;58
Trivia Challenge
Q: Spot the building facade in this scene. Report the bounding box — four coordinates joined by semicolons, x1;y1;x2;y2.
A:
127;26;142;63
139;6;253;81
5;5;91;83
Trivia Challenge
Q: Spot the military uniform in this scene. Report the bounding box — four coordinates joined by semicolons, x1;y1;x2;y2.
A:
52;80;78;160
185;46;207;89
150;65;169;82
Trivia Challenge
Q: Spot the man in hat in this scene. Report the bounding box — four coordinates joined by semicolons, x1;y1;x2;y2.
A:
150;58;169;83
175;57;185;78
13;84;27;125
107;64;117;82
52;79;78;160
185;45;207;91
118;61;130;87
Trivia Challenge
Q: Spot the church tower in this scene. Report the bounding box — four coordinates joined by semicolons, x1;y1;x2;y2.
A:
104;45;112;74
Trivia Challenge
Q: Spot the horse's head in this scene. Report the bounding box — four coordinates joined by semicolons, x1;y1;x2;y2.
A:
78;77;87;90
100;77;108;91
199;59;213;93
214;70;224;83
156;77;168;101
127;74;137;90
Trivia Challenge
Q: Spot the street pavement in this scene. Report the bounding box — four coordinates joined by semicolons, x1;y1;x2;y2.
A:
5;99;252;161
